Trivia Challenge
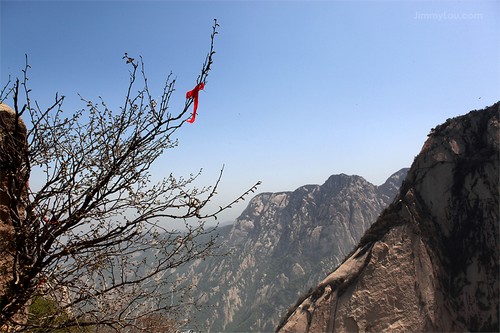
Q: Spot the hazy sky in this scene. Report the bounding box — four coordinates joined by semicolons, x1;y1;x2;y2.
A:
1;0;499;222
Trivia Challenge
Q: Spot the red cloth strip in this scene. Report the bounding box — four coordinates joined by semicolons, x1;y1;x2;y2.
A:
186;83;205;123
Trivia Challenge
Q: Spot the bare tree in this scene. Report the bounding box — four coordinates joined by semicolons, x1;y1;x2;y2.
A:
0;19;260;332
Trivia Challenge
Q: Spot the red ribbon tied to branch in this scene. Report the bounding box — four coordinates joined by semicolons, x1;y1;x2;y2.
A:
186;82;205;123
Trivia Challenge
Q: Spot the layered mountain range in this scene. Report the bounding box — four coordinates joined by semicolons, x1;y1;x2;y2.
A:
180;168;408;332
277;103;499;332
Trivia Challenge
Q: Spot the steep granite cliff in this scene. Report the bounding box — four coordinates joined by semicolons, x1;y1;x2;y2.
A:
181;169;408;332
277;103;499;332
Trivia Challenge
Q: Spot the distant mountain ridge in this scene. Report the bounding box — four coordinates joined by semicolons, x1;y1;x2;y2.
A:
180;168;408;332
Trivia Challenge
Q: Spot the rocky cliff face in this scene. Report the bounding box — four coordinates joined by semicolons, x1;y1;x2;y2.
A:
277;103;499;332
182;169;408;332
0;103;27;288
0;103;28;329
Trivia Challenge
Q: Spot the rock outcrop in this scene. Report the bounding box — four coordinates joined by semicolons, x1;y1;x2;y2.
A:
277;103;499;332
0;103;28;329
0;103;27;292
181;169;408;332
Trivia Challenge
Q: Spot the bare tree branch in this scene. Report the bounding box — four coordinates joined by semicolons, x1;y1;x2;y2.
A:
0;19;260;332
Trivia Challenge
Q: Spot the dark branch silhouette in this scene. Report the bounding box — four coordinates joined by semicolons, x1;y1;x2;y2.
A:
0;19;260;332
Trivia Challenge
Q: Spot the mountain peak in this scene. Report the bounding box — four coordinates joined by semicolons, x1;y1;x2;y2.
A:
323;173;368;190
181;170;407;331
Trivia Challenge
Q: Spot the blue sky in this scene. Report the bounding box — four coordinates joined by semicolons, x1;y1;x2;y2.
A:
1;0;499;222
